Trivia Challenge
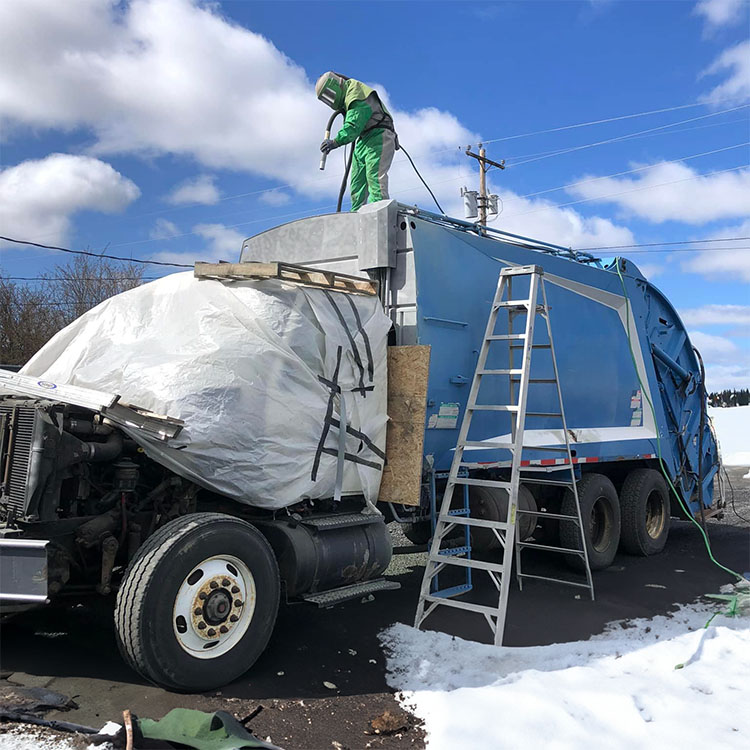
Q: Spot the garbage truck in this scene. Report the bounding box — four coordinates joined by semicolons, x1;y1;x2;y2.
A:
0;200;720;691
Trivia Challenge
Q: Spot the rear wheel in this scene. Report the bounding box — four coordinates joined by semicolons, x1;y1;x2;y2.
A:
115;513;280;692
560;474;621;571
619;469;671;556
402;520;432;545
469;485;537;553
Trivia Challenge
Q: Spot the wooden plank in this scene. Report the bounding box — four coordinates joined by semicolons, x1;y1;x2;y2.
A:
194;261;378;296
378;345;431;507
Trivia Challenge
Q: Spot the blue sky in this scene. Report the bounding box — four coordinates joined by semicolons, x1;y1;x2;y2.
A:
0;0;748;388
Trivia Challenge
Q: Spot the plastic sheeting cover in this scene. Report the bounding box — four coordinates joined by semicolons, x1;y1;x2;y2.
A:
21;272;391;510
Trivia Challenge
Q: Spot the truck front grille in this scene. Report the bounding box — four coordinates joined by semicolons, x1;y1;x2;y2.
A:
0;404;39;518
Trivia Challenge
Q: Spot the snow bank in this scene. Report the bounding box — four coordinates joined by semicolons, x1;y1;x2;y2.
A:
381;597;750;749
709;405;750;466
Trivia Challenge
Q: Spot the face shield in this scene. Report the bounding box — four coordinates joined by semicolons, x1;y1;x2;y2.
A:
315;71;347;111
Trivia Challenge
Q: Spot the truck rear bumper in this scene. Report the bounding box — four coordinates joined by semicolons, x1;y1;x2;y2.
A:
0;538;49;603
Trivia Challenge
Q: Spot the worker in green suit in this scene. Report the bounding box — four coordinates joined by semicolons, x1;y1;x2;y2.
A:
316;71;398;212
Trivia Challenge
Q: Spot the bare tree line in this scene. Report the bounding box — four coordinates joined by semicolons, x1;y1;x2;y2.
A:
1;254;146;366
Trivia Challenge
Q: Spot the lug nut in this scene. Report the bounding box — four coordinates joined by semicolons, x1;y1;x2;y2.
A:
207;628;216;637
197;621;207;630
198;592;207;600
194;607;202;616
209;580;219;589
219;625;228;634
230;615;239;622
234;600;243;608
230;585;239;594
222;579;230;587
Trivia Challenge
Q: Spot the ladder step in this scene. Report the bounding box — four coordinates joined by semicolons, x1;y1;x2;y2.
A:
469;404;519;412
517;573;592;590
519;464;573;472
463;440;513;450
429;554;506;573
520;477;575;486
525;412;563;418
438;515;510;531
516;541;585;556
487;334;526;341
453;477;512;489
512;378;557;383
522;444;569;452
495;300;530;309
437;545;471;557
422;593;500;618
516;509;580;521
478;369;524;376
510;343;551;349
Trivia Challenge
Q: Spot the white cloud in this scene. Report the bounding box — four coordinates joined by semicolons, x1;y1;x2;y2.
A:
150;217;180;239
565;161;750;224
701;40;750;104
680;303;750;326
166;175;220;205
259;189;292;207
689;330;739;358
193;223;244;261
632;262;664;279
0;153;140;246
681;218;750;281
701;362;750;390
694;0;747;29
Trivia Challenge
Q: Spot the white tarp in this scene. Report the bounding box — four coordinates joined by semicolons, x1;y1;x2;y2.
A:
20;272;391;510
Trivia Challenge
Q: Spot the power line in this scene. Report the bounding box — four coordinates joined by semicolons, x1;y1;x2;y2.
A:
504;142;750;205
1;276;158;282
0;236;192;268
505;105;750;168
621;246;750;255
502;164;749;219
576;236;750;251
481;98;744;145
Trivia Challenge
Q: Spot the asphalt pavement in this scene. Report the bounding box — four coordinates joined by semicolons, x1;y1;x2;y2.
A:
0;466;748;749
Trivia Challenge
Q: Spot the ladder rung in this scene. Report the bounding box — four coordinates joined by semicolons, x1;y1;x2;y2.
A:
429;554;506;573
517;573;592;589
446;507;470;516
478;369;523;376
453;477;512;489
520;478;575;486
512;378;557;383
437;545;471;557
487;334;526;341
422;594;501;618
510;343;551;349
495;300;530;309
463;440;513;450
516;509;580;521
525;412;563;418
469;404;519;412
438;515;510;531
520;464;573;472
522;445;569;452
516;541;585;556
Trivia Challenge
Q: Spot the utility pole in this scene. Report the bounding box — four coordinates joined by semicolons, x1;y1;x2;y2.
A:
462;144;505;225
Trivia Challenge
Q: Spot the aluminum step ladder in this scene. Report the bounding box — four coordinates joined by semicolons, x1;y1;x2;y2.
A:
414;265;594;646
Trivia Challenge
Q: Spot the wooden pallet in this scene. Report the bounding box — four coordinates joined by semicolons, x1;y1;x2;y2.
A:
194;261;378;296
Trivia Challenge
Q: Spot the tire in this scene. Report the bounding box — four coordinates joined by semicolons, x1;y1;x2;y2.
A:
115;513;280;692
619;469;671;556
402;520;432;545
560;474;620;571
469;485;537;553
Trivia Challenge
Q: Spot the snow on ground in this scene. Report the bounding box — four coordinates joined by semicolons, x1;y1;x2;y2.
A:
709;405;750;467
381;589;750;750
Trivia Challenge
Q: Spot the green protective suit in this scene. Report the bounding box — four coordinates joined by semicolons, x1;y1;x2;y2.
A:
317;74;397;212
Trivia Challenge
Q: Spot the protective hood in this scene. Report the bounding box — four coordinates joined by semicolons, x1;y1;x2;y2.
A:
316;71;347;111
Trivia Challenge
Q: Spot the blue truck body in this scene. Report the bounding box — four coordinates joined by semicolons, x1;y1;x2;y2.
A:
241;201;719;516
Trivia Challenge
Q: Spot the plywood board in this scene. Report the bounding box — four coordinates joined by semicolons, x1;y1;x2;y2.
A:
378;345;430;506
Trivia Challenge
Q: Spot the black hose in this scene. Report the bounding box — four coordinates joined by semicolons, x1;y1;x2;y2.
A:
693;346;708;533
337;144;354;212
399;144;445;215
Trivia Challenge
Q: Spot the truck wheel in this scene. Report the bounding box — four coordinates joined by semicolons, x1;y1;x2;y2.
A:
619;469;671;556
469;485;537;553
402;520;432;545
560;474;620;571
115;513;280;692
